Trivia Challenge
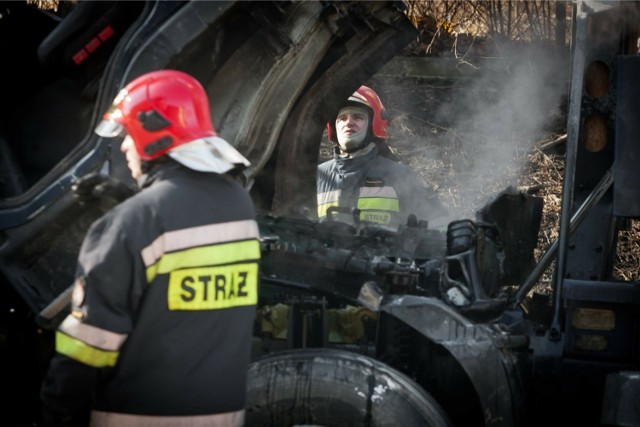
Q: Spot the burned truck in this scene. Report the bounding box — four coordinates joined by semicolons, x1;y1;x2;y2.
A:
0;0;639;426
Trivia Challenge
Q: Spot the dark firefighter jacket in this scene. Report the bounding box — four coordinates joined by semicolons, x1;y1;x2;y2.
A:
41;161;261;424
317;144;449;229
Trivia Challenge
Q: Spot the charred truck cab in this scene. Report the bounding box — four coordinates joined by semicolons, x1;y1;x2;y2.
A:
0;1;639;426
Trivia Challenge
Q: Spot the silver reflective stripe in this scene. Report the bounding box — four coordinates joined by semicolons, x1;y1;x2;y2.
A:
90;409;245;427
359;186;397;198
317;190;341;205
94;118;125;138
349;91;368;104
59;315;127;351
141;220;260;268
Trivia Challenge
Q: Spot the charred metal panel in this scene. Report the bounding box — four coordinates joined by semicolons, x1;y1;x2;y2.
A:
477;187;543;286
381;296;527;427
601;371;640;426
562;2;633;281
614;55;640;217
563;279;640;361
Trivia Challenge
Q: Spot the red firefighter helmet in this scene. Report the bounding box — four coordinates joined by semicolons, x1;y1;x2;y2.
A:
327;85;388;143
95;69;216;161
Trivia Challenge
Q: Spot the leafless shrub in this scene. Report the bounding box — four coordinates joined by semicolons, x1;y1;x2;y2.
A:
403;0;571;58
26;0;62;12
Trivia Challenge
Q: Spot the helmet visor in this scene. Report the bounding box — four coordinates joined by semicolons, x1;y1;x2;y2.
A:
95;117;126;138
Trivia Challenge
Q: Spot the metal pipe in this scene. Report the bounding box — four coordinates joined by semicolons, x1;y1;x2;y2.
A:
512;168;613;307
549;3;589;339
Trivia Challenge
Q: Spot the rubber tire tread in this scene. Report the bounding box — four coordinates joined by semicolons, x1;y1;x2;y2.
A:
245;348;453;427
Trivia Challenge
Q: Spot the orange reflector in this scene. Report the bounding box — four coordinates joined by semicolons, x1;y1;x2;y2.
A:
585;60;609;98
583;114;608;152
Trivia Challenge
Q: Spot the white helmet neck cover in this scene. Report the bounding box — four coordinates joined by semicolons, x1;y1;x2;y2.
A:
167;136;250;174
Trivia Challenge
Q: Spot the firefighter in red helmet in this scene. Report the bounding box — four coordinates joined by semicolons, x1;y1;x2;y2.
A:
318;85;449;229
41;70;259;427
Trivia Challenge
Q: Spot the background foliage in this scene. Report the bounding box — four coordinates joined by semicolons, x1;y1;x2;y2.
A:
403;0;570;56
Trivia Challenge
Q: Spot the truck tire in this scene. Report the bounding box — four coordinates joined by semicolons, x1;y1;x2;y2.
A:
245;348;452;427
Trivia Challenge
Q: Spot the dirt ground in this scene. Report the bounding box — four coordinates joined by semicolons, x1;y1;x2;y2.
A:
323;70;639;294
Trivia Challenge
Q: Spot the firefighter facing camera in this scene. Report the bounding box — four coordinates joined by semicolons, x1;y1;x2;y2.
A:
317;85;449;230
40;70;260;426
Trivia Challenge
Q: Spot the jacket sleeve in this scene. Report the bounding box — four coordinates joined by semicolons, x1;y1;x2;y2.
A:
40;353;102;416
40;205;142;414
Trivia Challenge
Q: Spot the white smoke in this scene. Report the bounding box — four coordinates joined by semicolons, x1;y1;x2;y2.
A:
374;41;568;221
444;43;567;219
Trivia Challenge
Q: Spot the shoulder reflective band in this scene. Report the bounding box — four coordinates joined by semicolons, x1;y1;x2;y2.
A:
168;262;258;310
358;185;398;201
56;331;120;367
146;239;260;283
143;220;261;283
141;220;260;268
317;190;341;219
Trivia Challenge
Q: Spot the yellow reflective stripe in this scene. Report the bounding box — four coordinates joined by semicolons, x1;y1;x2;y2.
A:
317;190;341;219
56;331;119;367
168;262;258;310
317;201;339;218
358;193;398;225
357;197;400;211
141;220;259;267
146;239;260;283
317;190;341;205
58;315;127;351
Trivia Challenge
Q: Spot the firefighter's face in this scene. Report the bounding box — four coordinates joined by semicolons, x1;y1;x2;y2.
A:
336;108;368;136
121;135;142;179
335;106;369;152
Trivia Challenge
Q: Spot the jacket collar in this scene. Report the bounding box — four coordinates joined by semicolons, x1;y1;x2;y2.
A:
333;143;377;175
139;159;184;189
